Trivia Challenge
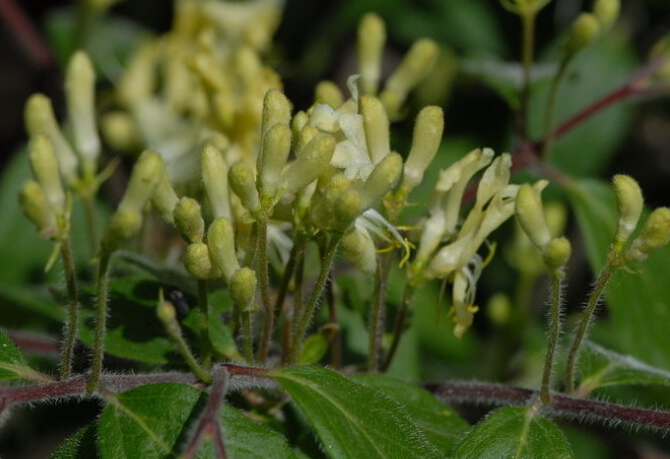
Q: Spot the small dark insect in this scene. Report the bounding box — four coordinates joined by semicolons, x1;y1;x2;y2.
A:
166;289;191;317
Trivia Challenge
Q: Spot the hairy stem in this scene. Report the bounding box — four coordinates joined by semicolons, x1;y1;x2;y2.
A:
565;256;617;393
197;280;211;369
82;194;98;259
257;219;273;364
368;252;393;372
241;311;253;364
326;274;342;369
86;250;111;393
161;312;212;384
382;284;415;372
59;239;79;380
541;274;563;404
290;234;342;363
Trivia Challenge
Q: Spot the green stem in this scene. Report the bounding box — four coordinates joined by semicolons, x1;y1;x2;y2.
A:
541;58;569;157
241;312;253;363
59;239;79;380
163;318;212;384
257;219;273;364
82;194;98;259
284;240;306;363
197;280;211;370
87;251;111;393
517;10;536;138
565;255;617;393
541;274;563;404
381;284;415;372
368;252;393;372
290;234;342;363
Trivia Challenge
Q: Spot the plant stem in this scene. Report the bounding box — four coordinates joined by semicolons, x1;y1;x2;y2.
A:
517;10;536;139
368;252;393;372
59;239;79;380
256;219;273;364
565;256;617;394
197;280;211;370
241;312;253;364
86;250;111;393
82;194;98;259
289;240;306;355
162;316;212;384
541;59;569;157
290;234;342;363
325;274;342;369
541;274;563;404
382;284;415;372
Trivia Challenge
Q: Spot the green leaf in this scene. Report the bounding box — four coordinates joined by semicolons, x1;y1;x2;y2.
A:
0;329;47;382
451;407;574;459
271;365;442;459
298;334;329;364
567;179;670;370
51;424;99;459
79;277;178;364
98;383;294;459
353;374;468;454
529;33;637;176
578;341;670;394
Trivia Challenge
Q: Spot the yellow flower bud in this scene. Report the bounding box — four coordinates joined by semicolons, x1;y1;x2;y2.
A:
28;135;66;214
360;96;390;165
564;13;600;57
401;106;444;192
295;125;319;155
281;133;336;195
150;168;178;225
24;94;78;182
515;184;552;250
626;207;670;262
229;160;260;214
101;208;142;253
174;197;205;243
542;236;572;272
381;38;438;115
261;88;291;138
100;111;141;152
612;174;644;247
116;42;157;109
230;267;258;313
65;51;100;177
315;81;344;109
334;189;364;231
118;150;164;214
258;123;292;202
19;180;57;238
156;299;177;326
201;144;232;220
184;242;219;279
292;111;309;141
207;217;241;281
357;13;386;95
593;0;619;31
360;152;402;209
341;229;377;274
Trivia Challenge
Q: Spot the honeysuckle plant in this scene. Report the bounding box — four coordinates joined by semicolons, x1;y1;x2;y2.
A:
3;0;670;458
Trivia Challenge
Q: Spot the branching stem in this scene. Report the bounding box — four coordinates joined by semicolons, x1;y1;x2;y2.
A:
59;238;79;380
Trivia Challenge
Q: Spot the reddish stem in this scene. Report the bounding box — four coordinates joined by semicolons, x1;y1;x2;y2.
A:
0;0;53;68
3;329;60;355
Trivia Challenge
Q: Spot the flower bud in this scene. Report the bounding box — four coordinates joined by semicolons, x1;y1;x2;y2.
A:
101;208;142;253
258;123;292;202
24;94;78;182
626;207;670;262
612;174;643;247
174;197;205;243
542;236;572;271
156;299;177;325
118;150;164;214
357;13;386;95
150;169;178;225
261;89;291;138
295;125;319;155
207;217;241;281
515;184;552;250
341;229;377;274
401;106;444;192
229;160;260;214
116;42;157;109
100;111;141;152
292;111;309;140
65;51;100;177
20;180;57;238
315;81;344;109
230;267;258;313
201;144;232;220
381;38;438;115
360;152;402;209
593;0;619;31
28;135;66;213
334;189;363;231
564;13;600;57
184;241;219;279
360;96;390;165
281;133;336;195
